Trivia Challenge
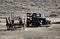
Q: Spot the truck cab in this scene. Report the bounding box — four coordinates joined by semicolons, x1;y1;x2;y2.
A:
27;13;51;27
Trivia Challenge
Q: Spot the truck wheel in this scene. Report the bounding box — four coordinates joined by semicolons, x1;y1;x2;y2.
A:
7;26;10;30
10;26;15;31
26;24;29;27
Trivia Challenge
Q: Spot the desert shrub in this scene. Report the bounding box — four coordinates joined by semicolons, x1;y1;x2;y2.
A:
49;14;58;17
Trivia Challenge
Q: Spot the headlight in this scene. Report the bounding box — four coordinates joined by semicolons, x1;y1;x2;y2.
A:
27;17;30;18
46;18;50;20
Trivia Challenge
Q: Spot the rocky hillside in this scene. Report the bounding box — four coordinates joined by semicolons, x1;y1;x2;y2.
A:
0;0;60;17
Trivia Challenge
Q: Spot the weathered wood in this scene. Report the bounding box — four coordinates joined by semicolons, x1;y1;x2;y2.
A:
6;17;25;30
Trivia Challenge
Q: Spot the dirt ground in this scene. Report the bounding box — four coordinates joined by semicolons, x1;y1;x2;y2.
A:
0;24;60;39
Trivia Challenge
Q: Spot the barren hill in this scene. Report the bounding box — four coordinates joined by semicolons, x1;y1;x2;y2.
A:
0;0;60;17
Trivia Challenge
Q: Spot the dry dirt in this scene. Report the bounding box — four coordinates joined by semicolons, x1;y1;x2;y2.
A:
0;18;60;39
0;24;60;39
0;0;60;39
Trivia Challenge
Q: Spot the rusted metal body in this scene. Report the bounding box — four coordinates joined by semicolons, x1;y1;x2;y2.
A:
26;13;51;27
